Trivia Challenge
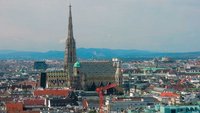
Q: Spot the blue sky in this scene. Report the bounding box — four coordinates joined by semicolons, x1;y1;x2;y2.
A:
0;0;200;52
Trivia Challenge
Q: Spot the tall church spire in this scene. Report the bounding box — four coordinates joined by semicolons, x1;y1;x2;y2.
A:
64;4;76;72
68;4;73;40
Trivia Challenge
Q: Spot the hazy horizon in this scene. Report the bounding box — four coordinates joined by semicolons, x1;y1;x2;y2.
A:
1;47;200;54
1;0;200;52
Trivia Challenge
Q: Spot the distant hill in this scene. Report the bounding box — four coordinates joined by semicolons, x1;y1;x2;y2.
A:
0;50;64;60
0;48;200;60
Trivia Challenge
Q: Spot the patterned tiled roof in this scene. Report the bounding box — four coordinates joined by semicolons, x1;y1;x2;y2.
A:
79;61;116;77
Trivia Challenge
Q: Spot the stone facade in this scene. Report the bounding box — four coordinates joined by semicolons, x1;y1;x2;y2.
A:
46;71;68;88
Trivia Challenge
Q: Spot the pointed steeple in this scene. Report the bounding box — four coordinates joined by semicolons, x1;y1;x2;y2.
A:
68;4;74;40
64;4;77;72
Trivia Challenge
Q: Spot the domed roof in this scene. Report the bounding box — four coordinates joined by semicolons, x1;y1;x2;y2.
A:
73;61;81;68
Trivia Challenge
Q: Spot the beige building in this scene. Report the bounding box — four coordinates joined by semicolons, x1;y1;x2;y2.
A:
46;71;69;88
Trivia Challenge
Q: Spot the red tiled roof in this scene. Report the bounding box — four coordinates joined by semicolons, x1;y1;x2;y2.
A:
34;89;70;97
160;92;180;98
24;99;45;106
6;102;23;112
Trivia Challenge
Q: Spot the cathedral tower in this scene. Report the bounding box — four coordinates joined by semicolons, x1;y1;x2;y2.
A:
64;5;76;72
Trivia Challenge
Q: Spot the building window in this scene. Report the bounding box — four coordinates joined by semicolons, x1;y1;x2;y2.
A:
171;109;176;113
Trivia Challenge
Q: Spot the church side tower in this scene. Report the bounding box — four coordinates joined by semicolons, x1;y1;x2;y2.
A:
64;5;76;72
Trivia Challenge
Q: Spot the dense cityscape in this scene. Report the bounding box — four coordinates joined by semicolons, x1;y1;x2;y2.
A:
0;57;200;113
0;2;200;113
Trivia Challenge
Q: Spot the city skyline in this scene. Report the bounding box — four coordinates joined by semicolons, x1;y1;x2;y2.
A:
0;0;200;52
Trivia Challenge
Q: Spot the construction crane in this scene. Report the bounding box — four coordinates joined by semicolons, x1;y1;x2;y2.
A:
96;83;117;113
82;98;89;111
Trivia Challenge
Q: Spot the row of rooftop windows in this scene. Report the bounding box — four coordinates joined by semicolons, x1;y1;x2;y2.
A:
48;76;67;78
